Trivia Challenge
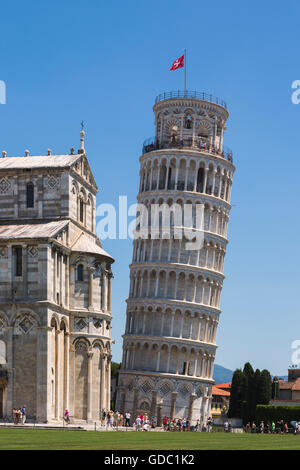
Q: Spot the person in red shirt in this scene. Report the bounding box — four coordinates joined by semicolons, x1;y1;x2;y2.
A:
163;416;169;431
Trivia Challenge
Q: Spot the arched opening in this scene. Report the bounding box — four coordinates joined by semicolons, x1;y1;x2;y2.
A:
77;264;84;282
185;113;193;129
196;167;204;193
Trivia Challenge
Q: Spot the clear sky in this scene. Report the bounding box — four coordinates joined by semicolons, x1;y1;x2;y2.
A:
1;0;300;376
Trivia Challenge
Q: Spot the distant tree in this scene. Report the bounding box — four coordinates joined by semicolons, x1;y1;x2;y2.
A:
252;369;261;417
227;364;272;422
257;369;272;405
111;362;121;379
228;369;247;418
243;362;254;377
243;362;255;422
110;362;121;410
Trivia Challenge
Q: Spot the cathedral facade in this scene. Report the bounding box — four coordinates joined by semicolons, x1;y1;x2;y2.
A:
0;131;114;423
116;91;235;425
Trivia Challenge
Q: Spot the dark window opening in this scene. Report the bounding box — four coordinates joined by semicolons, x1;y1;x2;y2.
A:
26;182;34;208
77;264;83;282
80;199;84;222
14;247;22;277
196;168;204;193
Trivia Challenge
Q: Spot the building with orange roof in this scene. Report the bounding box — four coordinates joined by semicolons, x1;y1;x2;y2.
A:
211;383;231;417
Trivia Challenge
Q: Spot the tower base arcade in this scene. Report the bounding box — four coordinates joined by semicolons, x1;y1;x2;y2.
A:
116;372;212;425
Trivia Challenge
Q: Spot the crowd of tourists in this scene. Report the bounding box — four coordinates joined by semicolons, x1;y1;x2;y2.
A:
245;420;300;434
100;410;215;432
12;406;300;434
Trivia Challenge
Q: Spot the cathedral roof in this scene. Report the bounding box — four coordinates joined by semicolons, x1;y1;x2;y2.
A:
0;220;68;239
71;231;114;261
0;154;81;170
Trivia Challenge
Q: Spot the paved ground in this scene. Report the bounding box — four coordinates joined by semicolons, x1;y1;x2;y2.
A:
0;421;152;432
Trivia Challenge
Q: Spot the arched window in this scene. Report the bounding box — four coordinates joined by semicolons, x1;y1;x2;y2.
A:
77;264;84;281
196;167;205;193
26;182;34;208
79;199;84;222
185;114;193;129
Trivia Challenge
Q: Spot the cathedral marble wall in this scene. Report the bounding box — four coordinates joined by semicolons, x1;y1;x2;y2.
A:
0;144;114;423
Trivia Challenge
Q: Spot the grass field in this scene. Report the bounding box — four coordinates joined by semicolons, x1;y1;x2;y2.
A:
1;429;300;450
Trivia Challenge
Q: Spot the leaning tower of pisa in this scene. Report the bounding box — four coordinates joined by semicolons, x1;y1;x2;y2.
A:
116;90;234;425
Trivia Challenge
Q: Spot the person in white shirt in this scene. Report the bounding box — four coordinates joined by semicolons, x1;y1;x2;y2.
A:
125;412;131;427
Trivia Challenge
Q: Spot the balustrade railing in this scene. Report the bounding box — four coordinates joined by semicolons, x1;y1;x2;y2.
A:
154;90;227;109
142;137;233;163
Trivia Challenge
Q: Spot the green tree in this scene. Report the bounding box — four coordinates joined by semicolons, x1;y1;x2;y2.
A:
243;362;255;422
227;364;272;422
256;369;272;405
228;369;247;418
110;362;121;410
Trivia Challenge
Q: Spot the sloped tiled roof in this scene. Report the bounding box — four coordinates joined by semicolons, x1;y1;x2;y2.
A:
279;378;300;391
212;385;230;397
215;382;231;390
71;231;114;261
0;220;68;239
0;154;81;170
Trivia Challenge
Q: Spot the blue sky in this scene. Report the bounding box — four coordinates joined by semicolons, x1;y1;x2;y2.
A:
1;0;300;376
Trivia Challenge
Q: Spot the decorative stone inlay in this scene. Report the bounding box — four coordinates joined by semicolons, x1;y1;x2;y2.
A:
28;246;38;258
139;380;152;395
74;318;88;332
93;318;102;329
47;175;59;189
158;381;171;397
75;341;87;352
178;384;190;398
0;178;10;194
14;314;37;335
0;318;5;333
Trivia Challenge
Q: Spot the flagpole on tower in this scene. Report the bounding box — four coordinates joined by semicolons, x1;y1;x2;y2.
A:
184;49;187;94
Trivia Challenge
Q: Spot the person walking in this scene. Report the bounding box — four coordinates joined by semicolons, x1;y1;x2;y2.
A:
113;410;119;429
259;421;264;434
13;408;19;425
125;411;131;427
64;409;70;424
207;416;213;432
163;416;168;431
284;422;289;433
271;421;276;434
136;416;142;431
101;409;106;425
21;406;26;425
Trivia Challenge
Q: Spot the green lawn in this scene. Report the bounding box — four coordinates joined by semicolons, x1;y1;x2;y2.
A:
1;429;300;450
